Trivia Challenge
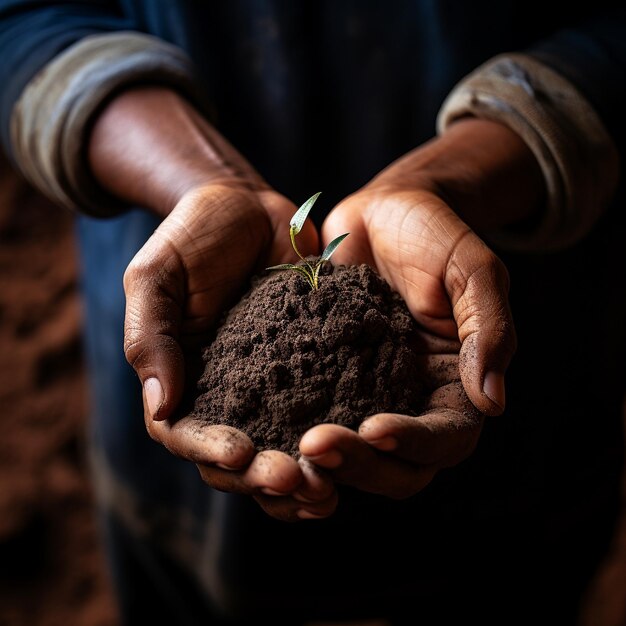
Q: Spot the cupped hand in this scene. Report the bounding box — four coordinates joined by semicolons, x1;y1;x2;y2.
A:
123;181;336;520
300;329;484;498
301;184;507;496
301;121;527;498
321;183;516;417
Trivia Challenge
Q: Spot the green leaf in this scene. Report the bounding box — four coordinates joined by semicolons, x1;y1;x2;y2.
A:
267;191;343;291
290;191;321;235
266;263;301;271
266;263;315;288
319;232;349;262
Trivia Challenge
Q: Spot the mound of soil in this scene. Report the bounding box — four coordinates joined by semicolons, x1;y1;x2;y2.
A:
188;262;427;457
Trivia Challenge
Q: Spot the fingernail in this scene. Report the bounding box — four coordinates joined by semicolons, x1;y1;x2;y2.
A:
144;377;164;419
261;488;289;497
483;371;505;411
304;450;343;468
366;436;398;451
297;509;326;520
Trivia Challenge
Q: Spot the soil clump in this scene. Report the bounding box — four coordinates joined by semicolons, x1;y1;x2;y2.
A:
188;262;426;457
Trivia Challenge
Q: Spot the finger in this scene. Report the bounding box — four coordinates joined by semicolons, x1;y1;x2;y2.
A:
300;424;434;499
147;419;255;469
359;406;483;468
198;449;303;496
445;237;517;416
255;460;339;521
251;496;302;522
123;233;185;421
294;457;336;504
320;199;377;267
244;450;303;494
299;424;352;469
253;487;339;522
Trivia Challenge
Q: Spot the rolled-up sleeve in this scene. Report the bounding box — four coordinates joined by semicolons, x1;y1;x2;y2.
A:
437;11;624;252
0;2;201;216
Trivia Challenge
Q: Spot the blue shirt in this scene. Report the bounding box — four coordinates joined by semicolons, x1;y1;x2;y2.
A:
0;1;624;621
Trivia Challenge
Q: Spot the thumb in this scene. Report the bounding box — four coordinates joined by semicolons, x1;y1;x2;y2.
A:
446;238;517;416
123;234;185;421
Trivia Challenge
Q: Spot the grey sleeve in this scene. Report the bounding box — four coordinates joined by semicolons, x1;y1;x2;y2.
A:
437;53;619;253
11;31;204;217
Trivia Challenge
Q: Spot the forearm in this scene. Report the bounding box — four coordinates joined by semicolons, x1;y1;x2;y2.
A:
369;117;546;235
6;29;205;217
435;53;620;253
88;86;266;218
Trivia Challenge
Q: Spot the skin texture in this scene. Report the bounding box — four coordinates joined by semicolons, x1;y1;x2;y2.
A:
88;86;544;522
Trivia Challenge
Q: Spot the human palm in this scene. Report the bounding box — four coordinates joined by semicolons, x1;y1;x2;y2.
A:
123;181;338;521
298;183;515;497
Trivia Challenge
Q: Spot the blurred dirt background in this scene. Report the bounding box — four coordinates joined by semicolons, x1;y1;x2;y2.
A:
0;155;119;626
0;152;624;626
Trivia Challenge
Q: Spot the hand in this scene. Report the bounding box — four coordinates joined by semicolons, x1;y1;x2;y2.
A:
300;329;484;498
124;182;337;520
300;118;544;498
301;186;490;496
89;87;337;521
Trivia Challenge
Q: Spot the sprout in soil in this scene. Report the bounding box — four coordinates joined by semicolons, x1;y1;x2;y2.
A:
266;192;349;290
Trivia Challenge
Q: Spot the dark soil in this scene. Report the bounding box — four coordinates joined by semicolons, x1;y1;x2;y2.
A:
188;262;428;458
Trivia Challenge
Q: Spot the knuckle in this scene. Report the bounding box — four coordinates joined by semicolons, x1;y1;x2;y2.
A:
123;336;150;368
123;256;149;291
123;243;171;293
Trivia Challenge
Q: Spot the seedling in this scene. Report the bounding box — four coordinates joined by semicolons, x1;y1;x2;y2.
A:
266;192;349;290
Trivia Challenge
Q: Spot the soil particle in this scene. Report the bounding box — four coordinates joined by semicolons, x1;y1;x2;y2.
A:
188;262;426;457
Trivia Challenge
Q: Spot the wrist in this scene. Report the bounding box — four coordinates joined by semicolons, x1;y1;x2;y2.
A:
88;86;266;218
437;54;619;252
368;117;546;235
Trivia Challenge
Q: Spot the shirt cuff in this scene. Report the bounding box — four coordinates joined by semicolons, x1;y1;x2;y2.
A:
436;53;619;252
10;31;205;217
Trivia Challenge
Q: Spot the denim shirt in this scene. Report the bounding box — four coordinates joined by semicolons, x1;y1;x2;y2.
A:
0;0;624;205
